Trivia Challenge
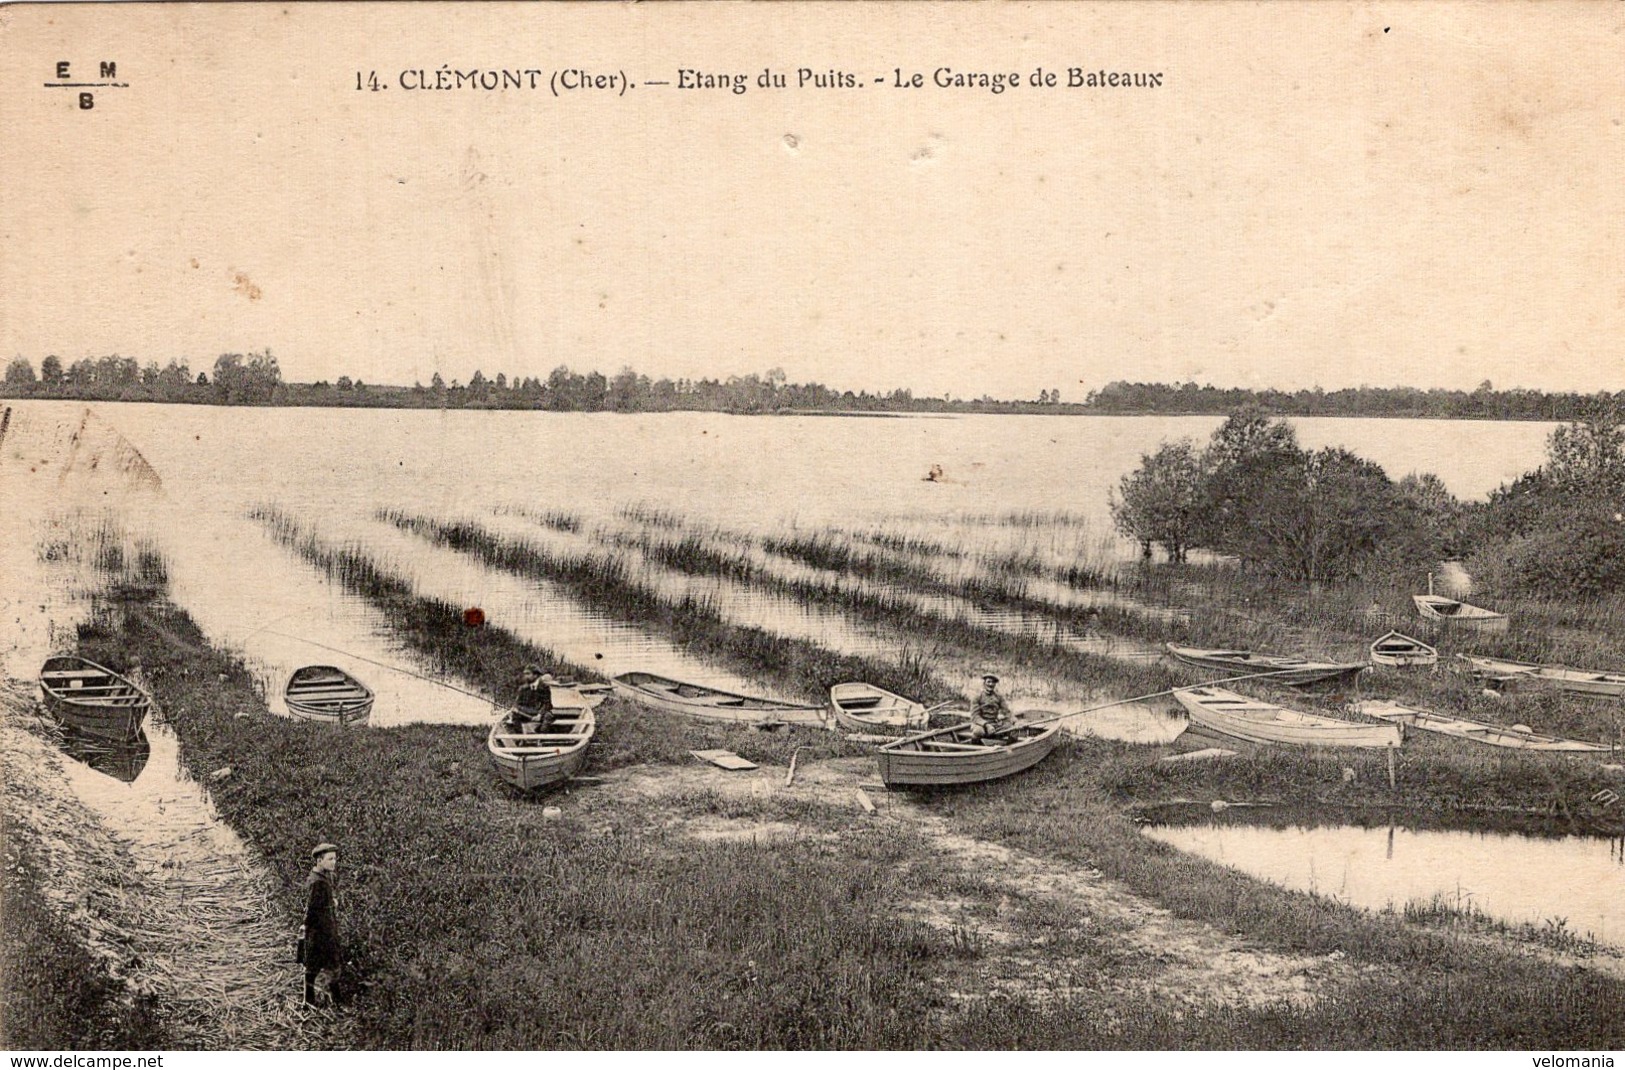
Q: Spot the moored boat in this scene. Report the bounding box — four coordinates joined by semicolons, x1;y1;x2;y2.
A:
1456;654;1625;698
284;666;375;726
613;672;827;726
1163;644;1366;689
829;682;960;733
1173;686;1401;748
486;702;596;791
38;656;150;739
1368;631;1438;668
1355;699;1611;752
1412;594;1508;633
876;719;1062;787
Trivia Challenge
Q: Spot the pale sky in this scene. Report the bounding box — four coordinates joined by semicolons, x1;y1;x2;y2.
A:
1;2;1621;398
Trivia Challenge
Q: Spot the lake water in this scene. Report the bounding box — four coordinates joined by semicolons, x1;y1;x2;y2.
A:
1144;820;1625;947
1;401;1559;726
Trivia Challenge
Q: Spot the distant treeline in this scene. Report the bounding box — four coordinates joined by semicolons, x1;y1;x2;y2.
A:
0;353;1062;414
1082;380;1619;421
3;352;1618;420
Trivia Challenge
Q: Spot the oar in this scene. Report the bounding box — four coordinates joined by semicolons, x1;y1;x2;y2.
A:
883;666;1320;749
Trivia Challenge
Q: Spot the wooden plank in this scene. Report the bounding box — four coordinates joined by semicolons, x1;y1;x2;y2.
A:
690;749;759;770
854;788;876;813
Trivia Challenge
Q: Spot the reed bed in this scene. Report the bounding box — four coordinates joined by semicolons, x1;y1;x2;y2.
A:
591;520;1184;700
381;509;961;706
249;505;592;704
607;512;1184;651
496;505;583;534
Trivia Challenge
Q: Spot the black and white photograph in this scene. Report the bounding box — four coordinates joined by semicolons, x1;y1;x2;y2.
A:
1;1;1622;1055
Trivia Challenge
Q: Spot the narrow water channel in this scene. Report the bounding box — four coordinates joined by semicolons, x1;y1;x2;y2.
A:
1145;820;1625;947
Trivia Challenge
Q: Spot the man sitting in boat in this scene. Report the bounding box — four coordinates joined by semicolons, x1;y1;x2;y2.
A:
511;665;557;734
967;674;1016;743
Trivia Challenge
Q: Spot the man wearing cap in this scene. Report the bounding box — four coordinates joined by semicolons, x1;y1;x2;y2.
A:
513;665;557;734
968;674;1015;742
301;842;342;1007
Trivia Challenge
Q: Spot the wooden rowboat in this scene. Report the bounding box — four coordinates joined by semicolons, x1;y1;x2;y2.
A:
1173;686;1401;748
1457;654;1625;699
1368;631;1438;668
284;666;374;726
1355;699;1612;752
1164;644;1366;689
486;702;596;792
829;682;965;733
613;672;826;726
39;656;149;739
1412;594;1508;633
876;720;1062;787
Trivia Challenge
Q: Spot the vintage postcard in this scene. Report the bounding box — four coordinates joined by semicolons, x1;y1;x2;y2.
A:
2;1;1622;1057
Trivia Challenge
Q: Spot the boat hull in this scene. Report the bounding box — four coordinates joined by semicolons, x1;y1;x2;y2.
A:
1413;595;1508;633
39;656;150;740
829;682;934;733
1368;631;1438;668
1174;687;1401;748
876;723;1061;786
1459;655;1625;699
284;666;374;726
1357;699;1611;752
486;707;595;792
1164;645;1365;689
613;672;826;725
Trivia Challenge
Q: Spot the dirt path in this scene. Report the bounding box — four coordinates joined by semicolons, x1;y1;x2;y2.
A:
1;682;338;1049
593;755;1378;1011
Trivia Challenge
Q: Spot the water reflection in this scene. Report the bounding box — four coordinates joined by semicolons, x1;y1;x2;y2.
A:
56;721;151;784
1145;820;1625;947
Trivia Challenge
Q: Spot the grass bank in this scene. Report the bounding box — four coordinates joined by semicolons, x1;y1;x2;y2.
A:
0;842;171;1049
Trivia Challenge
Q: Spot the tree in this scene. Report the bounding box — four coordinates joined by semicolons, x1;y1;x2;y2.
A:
1111;439;1204;562
40;355;63;386
211;350;281;404
1544;396;1625;505
4;357;36;387
1196;409;1305;558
